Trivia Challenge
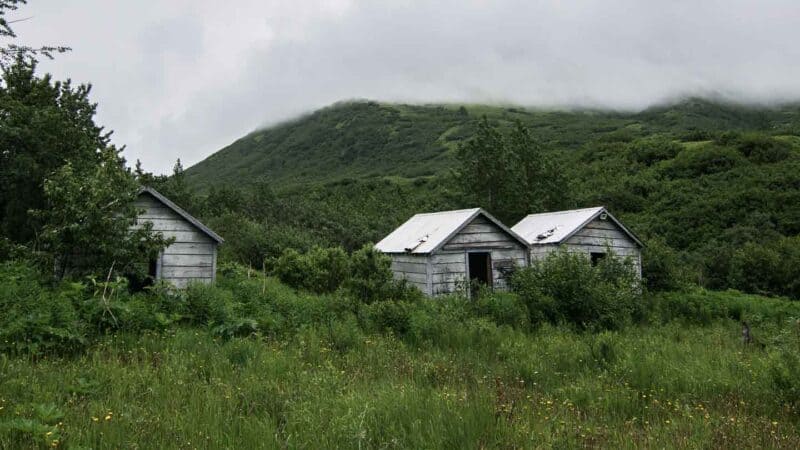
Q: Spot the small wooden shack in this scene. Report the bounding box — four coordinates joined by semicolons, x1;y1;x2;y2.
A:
134;187;224;288
511;206;643;276
375;208;530;296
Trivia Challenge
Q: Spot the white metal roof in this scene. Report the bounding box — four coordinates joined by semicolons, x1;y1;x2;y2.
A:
511;206;642;247
375;208;528;254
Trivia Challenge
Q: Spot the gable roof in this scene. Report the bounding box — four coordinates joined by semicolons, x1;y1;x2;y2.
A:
511;206;642;247
138;186;224;243
375;208;529;254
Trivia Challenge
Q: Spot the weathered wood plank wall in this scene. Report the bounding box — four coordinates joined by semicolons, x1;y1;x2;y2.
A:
528;217;642;276
134;194;217;288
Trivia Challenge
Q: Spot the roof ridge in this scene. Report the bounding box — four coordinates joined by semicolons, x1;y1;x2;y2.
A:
522;206;604;218
413;207;481;217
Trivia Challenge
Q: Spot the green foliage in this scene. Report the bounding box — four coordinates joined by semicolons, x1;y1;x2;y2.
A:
510;251;642;330
0;61;169;279
727;236;800;298
33;147;172;279
273;246;351;294
641;236;690;291
180;100;800;299
345;244;395;302
454;118;569;222
627;137;682;165
3;287;800;448
0;262;85;354
649;289;800;325
471;290;530;330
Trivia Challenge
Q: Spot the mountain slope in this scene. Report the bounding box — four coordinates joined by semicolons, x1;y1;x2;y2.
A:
185;99;800;189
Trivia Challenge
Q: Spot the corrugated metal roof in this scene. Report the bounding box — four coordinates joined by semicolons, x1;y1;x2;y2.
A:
138;186;224;243
375;208;529;254
512;206;608;245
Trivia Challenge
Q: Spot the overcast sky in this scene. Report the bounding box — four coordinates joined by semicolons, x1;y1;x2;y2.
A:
12;0;800;174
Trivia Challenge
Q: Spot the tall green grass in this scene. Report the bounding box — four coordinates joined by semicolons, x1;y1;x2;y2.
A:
2;262;800;448
2;314;800;447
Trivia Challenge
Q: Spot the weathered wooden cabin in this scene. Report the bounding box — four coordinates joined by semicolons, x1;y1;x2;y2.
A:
375;208;530;296
134;187;224;288
511;206;643;276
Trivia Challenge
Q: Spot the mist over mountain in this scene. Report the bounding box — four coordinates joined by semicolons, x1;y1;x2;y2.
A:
185;98;800;189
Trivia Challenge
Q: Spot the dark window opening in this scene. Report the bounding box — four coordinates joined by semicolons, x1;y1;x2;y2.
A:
468;252;492;296
590;252;606;266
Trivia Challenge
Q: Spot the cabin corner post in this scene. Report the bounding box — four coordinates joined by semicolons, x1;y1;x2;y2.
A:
425;255;433;296
156;250;163;280
212;247;218;283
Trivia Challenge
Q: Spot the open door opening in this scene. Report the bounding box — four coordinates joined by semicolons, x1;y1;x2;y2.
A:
468;252;492;296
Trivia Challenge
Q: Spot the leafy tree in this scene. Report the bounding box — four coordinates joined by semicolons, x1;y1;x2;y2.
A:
455;118;569;222
32;146;172;279
509;121;571;214
0;60;169;278
454;117;512;216
0;60;108;242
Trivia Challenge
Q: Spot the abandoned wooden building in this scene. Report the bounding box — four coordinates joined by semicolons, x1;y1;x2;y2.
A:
134;187;224;288
511;206;643;276
375;208;530;296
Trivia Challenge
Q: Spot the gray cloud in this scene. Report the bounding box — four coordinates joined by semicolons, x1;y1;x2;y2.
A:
14;0;800;173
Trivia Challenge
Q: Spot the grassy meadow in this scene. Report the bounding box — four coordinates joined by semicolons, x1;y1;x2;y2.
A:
2;270;800;449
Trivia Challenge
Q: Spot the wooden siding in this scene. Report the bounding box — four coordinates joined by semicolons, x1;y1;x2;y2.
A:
529;217;642;277
434;216;527;295
431;251;466;296
135;195;217;286
388;253;430;295
385;215;528;297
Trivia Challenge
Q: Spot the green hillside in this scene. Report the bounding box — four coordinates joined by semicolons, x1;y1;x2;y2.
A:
177;98;800;298
185;99;800;188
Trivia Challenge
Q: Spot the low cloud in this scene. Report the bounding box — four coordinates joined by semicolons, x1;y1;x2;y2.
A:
16;0;800;173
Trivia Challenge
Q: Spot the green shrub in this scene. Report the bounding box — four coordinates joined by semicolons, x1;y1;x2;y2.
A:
0;262;86;354
649;289;800;325
361;300;413;335
345;244;394;302
510;251;642;331
273;245;406;301
736;134;792;163
727;237;800;299
272;248;308;290
641;236;690;291
666;145;747;177
184;283;239;326
627;138;682;165
472;290;529;330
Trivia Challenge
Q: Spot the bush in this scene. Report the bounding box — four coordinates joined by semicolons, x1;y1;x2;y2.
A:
736;134;792;164
472;290;529;330
666;145;747;178
641;236;690;291
0;262;86;354
510;251;642;331
273;245;410;301
184;283;239;326
627;138;682;165
727;237;800;299
345;244;394;302
361;300;413;335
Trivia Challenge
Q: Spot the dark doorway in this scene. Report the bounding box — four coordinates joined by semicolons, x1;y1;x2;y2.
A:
590;252;606;266
468;252;492;287
148;257;158;280
127;257;158;292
